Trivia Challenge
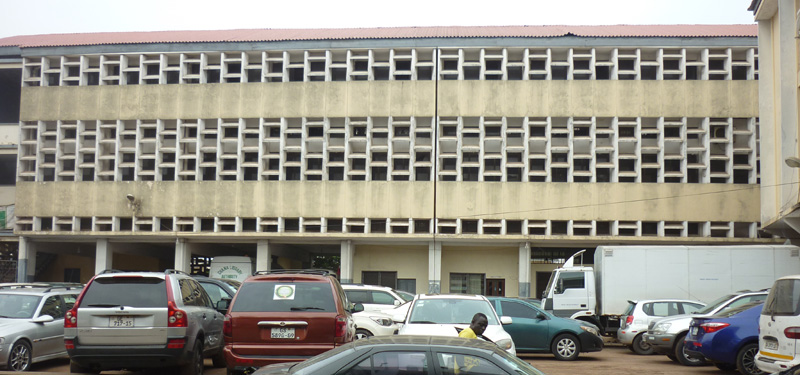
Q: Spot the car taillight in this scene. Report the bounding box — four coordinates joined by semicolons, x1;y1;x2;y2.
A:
167;338;186;349
64;339;74;350
625;315;633;327
223;314;232;337
334;315;347;338
168;301;187;327
700;322;730;333
785;327;800;339
65;309;78;328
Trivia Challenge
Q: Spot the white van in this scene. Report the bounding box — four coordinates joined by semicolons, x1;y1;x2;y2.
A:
756;275;800;373
208;256;255;283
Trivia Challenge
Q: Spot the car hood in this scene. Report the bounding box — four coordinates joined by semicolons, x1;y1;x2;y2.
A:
0;318;37;334
398;324;512;342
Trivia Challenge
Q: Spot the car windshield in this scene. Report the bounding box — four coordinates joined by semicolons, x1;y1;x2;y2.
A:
694;294;738;315
408;298;499;325
622;302;636;315
492;350;547;375
763;279;800;316
0;294;42;319
80;277;167;308
217;279;241;291
232;282;336;313
714;301;763;318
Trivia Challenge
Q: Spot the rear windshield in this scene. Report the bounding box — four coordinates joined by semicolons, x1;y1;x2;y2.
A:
80;277;167;308
232;281;336;313
622;302;636;315
763;279;800;316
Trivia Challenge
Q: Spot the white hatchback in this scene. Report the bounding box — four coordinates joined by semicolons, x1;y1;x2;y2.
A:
756;275;800;373
394;294;516;355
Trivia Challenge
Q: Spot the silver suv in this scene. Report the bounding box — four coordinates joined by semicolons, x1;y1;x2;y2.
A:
643;290;768;366
0;283;82;371
64;270;225;375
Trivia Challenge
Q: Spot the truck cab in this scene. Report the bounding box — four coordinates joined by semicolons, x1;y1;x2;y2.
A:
541;251;598;327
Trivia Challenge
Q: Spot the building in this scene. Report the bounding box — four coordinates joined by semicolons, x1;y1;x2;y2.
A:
749;0;800;241
0;24;772;297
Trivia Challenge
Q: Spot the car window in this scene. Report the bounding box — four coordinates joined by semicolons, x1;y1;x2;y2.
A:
409;299;499;325
0;294;42;319
40;295;64;318
372;291;397;305
622;302;636;316
200;282;230;307
648;302;679;316
180;278;206;307
437;352;504;375
347;290;370;304
681;302;704;314
763;279;800;316
720;295;766;313
80;277;167;308
500;300;537;319
556;272;584;293
63;294;78;311
342;351;428;375
232;281;336;312
695;294;737;314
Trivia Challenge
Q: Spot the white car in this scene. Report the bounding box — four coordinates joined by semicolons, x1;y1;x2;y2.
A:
395;294;516;355
342;284;411;313
352;311;399;339
617;299;705;355
756;275;800;373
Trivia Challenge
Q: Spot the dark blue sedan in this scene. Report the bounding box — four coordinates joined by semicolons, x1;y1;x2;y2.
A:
684;301;764;375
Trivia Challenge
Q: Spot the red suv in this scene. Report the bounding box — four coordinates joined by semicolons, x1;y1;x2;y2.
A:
223;270;359;375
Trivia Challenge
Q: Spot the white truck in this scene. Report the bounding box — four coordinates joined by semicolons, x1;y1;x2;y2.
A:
540;245;800;335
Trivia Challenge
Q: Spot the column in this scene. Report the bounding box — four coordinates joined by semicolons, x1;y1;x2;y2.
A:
256;240;270;273
17;237;35;282
428;241;441;293
174;239;191;272
95;239;112;276
518;242;531;298
340;240;354;284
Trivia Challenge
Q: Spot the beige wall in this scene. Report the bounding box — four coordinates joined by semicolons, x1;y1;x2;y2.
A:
15;180;761;223
20;80;757;121
441;246;518;297
38;254;94;283
353;244;428;294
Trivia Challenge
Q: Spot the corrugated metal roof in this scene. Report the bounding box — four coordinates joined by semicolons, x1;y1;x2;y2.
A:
0;25;757;48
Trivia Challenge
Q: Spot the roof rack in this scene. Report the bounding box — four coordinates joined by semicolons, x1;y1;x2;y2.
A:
164;269;189;276
253;269;336;277
0;282;84;292
0;283;52;289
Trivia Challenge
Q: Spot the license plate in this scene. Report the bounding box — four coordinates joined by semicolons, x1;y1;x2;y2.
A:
109;316;134;328
271;327;295;339
764;340;779;350
690;327;698;336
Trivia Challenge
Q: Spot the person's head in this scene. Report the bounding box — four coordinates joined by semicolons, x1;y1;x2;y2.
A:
470;313;488;336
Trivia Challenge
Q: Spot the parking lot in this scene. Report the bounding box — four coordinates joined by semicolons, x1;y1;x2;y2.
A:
16;343;727;375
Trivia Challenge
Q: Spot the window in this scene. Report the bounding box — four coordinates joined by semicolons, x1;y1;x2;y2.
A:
232;282;337;312
437;352;502;375
763;279;800;316
80;277;167;308
40;296;64;319
343;351;428;375
397;279;416;294
372;291;397;305
556;272;585;293
363;271;397;288
199;282;231;308
500;300;537;319
0;154;16;185
450;273;485;294
180;278;212;308
345;290;370;304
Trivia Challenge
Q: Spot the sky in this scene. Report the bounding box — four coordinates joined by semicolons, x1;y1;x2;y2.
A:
0;0;756;39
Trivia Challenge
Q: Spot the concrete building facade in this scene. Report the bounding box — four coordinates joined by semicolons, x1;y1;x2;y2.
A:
0;25;776;297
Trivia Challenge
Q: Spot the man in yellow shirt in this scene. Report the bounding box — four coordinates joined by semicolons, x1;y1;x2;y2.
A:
458;313;488;339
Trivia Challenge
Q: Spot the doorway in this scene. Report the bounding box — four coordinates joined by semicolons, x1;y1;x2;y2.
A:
486;279;505;296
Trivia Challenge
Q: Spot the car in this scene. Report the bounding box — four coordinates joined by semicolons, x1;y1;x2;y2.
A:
617;299;705;355
756;275;800;373
643;289;768;366
487;297;603;360
194;276;241;311
394;294;516;355
395;290;415;302
64;269;226;375
222;269;360;374
684;301;764;375
342;284;409;313
0;283;82;371
352;310;399;339
252;335;546;375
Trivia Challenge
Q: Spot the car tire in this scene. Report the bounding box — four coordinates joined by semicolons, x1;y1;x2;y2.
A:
355;329;373;340
181;339;204;375
632;334;654;355
211;350;227;368
8;340;32;371
551;333;580;361
716;363;737;371
736;343;764;375
626;345;636;353
674;335;705;366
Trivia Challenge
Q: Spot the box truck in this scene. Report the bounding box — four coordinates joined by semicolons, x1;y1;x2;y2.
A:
208;256;255;283
540;245;800;334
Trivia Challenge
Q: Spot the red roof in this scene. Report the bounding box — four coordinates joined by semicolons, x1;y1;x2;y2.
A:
0;25;758;48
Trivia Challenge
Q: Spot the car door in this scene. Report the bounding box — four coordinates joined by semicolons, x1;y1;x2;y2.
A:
33;295;67;357
180;278;223;351
497;299;550;351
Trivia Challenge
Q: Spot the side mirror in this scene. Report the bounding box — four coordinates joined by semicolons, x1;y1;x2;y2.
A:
352;303;364;313
217;298;231;312
536;312;547;320
392;313;406;324
500;316;513;325
32;314;54;323
394;300;401;306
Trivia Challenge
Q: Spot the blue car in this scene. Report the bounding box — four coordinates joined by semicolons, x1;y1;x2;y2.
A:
684;301;764;375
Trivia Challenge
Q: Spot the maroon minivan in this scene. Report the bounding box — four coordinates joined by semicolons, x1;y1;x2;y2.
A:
223;270;359;375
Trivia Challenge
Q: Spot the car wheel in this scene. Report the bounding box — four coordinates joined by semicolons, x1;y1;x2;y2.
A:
736;343;764;375
180;339;204;375
70;361;100;374
355;329;373;340
626;345;636;353
632;334;654;355
8;340;32;371
674;335;705;366
716;363;738;371
551;333;580;361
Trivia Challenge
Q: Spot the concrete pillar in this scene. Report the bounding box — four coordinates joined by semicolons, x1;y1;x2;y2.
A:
428;241;442;293
256;240;270;273
518;242;531;298
340;240;354;284
174;239;191;272
95;239;113;275
17;237;35;282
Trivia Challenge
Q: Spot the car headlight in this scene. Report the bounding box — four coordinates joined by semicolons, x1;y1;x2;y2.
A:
370;316;394;327
652;323;671;334
580;325;599;336
495;338;513;351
